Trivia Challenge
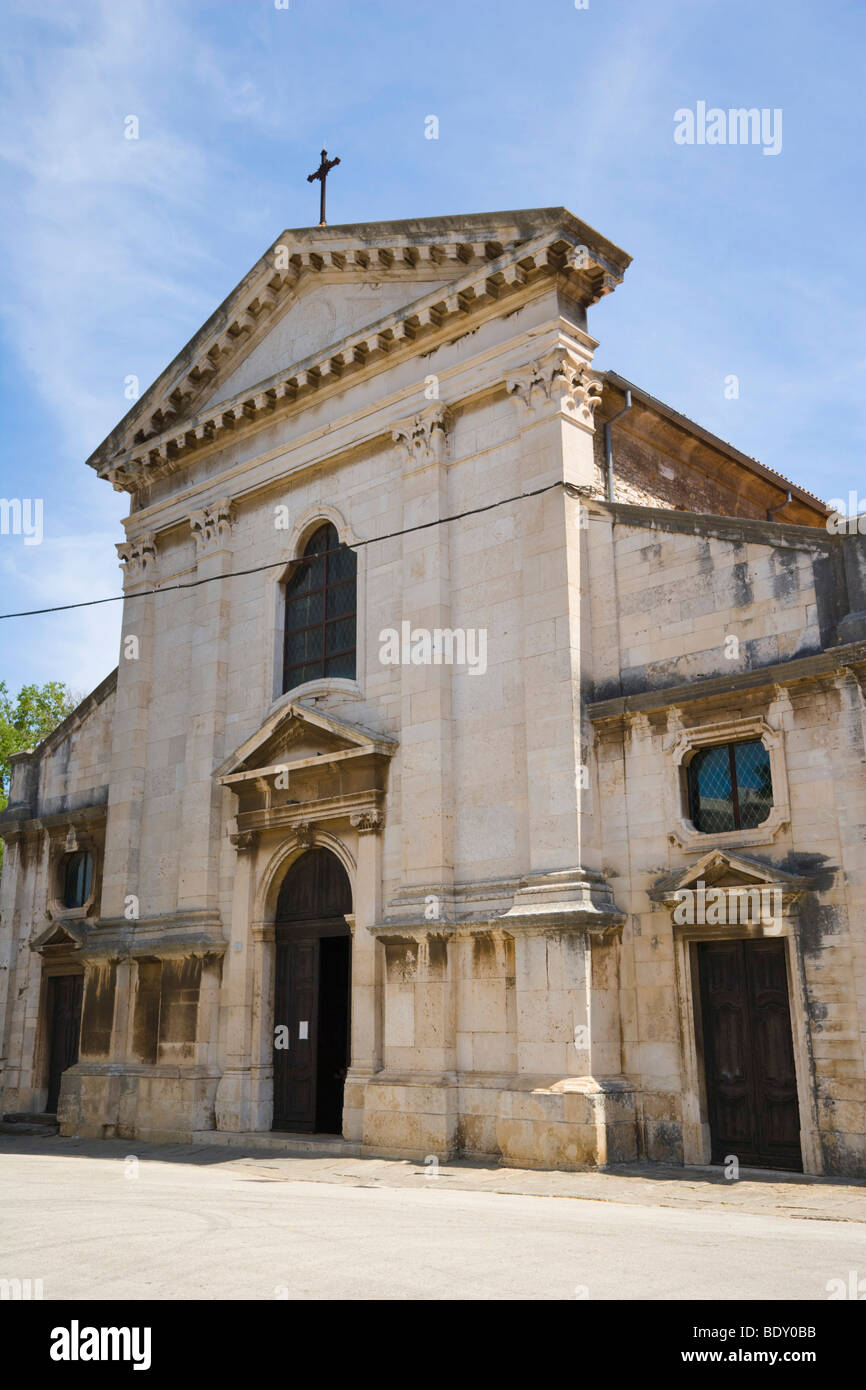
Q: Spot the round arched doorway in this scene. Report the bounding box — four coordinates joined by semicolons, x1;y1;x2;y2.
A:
272;847;352;1134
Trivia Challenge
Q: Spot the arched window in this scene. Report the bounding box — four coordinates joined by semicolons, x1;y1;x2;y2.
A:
282;522;356;692
62;851;93;910
687;740;773;834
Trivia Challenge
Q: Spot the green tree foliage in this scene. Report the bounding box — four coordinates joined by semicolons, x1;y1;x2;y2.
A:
0;681;79;869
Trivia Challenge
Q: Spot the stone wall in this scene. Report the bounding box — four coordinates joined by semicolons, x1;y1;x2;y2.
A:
587;507;866;1174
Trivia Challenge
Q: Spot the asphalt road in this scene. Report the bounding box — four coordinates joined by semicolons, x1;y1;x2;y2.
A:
1;1142;864;1300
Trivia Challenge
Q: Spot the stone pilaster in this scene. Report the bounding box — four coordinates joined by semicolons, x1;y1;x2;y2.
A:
177;500;235;909
100;536;158;920
214;830;259;1132
393;405;456;892
343;816;385;1141
507;340;605;884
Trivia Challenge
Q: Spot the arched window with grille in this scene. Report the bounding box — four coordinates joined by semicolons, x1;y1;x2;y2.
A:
282;522;357;692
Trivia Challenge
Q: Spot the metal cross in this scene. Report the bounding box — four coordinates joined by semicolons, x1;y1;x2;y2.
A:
307;148;340;226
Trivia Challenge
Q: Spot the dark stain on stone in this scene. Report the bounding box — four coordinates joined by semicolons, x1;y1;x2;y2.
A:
813;549;848;646
426;935;448;975
593;674;625;702
743;634;780;669
697;539;714;575
778;851;836;894
731;561;754;608
646;1120;683;1164
132;960;161;1064
80;961;117;1059
618;665;649;696
821;1132;866;1178
158;957;201;1051
385;941;418;981
799;898;841;956
771;549;800;603
472;934;496;971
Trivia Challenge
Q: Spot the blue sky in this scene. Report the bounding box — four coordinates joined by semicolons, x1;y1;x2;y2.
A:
0;0;863;698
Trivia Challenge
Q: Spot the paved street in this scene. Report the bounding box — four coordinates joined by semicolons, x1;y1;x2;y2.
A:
1;1137;864;1300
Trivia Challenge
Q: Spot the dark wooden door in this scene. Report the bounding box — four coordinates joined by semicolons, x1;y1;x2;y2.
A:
46;974;83;1113
698;939;802;1171
273;936;319;1131
272;849;352;1134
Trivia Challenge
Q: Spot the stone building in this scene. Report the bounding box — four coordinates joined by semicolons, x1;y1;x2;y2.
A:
1;206;865;1174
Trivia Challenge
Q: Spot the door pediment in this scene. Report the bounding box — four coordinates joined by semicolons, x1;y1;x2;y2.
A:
217;700;397;781
650;848;812;921
31;920;88;954
217;700;396;834
651;849;812;896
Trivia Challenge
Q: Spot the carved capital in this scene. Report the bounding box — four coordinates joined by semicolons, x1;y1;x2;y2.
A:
391;404;451;465
230;830;258;853
506;350;602;426
350;810;384;834
189;497;235;556
116;532;157;580
557;357;604;426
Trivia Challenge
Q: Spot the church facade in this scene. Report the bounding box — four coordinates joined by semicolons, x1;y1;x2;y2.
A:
2;206;865;1175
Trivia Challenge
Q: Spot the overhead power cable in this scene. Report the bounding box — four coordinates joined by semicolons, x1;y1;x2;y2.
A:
0;479;589;621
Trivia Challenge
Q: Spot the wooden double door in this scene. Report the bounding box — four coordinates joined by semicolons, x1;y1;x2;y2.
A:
697;938;802;1171
272;849;352;1135
45;973;83;1114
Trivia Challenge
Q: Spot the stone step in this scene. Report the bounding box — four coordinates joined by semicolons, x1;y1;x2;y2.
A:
0;1113;60;1137
191;1129;362;1157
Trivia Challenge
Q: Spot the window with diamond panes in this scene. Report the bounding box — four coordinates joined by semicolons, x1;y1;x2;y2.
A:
282;523;356;691
687;739;773;833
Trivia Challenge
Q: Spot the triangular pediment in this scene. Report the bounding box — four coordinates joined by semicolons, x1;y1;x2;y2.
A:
198;271;456;415
650;849;812;902
31;920;88;953
85;207;631;494
216;700;397;786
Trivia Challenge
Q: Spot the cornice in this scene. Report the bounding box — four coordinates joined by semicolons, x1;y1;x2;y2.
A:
0;802;108;840
85;909;226;961
588;642;866;721
94;230;624;496
118;320;597;542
